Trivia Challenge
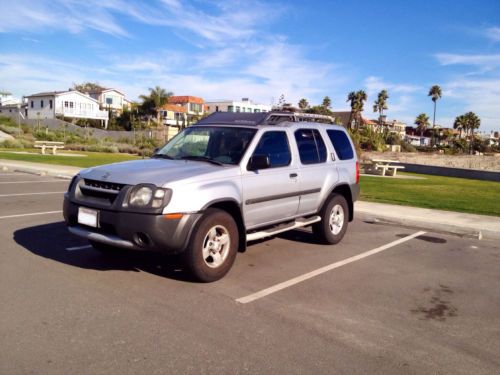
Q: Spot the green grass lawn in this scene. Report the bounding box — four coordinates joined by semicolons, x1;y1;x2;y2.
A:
360;173;500;217
0;149;141;168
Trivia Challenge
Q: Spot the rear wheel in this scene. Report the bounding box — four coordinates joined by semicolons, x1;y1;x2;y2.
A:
183;208;238;282
313;194;349;244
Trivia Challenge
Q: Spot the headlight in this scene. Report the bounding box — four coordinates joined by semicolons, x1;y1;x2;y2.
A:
126;185;172;209
129;186;153;207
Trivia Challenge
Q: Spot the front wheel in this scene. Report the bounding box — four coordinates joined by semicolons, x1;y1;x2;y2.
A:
313;194;349;244
183;209;239;282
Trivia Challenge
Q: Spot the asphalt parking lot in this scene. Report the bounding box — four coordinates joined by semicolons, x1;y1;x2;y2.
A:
1;170;499;374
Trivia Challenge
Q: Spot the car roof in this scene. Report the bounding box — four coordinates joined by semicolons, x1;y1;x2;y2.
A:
193;112;346;131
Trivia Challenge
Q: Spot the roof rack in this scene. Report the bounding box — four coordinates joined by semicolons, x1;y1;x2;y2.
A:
194;111;335;126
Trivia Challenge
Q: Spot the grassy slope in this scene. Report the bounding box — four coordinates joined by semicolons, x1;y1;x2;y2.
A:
0;149;141;168
360;173;500;217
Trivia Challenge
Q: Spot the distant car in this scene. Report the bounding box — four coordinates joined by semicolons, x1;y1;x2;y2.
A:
63;112;359;282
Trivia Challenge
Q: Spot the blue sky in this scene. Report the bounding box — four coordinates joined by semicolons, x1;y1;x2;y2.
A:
0;0;499;131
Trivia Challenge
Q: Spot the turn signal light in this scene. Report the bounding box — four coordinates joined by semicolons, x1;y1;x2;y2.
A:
164;213;184;220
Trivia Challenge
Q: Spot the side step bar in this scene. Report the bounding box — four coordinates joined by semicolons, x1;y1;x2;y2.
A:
246;216;321;242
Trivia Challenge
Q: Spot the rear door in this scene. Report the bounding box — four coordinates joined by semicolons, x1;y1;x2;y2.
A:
294;128;338;215
241;130;300;229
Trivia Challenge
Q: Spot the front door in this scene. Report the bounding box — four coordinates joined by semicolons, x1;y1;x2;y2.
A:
241;130;299;229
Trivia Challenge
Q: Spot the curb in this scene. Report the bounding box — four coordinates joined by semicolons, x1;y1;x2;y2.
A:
0;163;76;180
356;212;500;241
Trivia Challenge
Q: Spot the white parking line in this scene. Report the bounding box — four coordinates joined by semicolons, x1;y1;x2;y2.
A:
0;192;66;197
0;211;62;220
236;231;427;304
0;181;68;184
66;245;92;251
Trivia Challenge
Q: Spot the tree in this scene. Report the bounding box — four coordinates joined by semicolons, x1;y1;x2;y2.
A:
139;86;173;129
322;96;331;109
428;85;442;128
298;98;309;110
347;90;367;130
73;82;105;93
453;114;466;139
415;113;430;137
463;111;481;154
373;89;389;122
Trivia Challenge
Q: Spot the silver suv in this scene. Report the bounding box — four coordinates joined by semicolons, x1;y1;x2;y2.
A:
63;112;359;282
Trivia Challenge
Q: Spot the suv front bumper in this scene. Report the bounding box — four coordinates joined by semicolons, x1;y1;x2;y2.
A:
63;196;201;254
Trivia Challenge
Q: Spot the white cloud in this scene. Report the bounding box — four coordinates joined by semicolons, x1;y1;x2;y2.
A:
485;26;500;42
435;53;500;70
364;76;421;97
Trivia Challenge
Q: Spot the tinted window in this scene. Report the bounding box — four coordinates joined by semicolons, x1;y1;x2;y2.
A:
252;131;291;168
295;129;327;165
327;130;354;160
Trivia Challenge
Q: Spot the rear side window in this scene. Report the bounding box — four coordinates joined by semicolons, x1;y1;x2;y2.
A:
326;130;354;160
295;129;327;165
253;131;291;168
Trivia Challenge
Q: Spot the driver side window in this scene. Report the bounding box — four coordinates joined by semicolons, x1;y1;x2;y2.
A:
252;131;291;168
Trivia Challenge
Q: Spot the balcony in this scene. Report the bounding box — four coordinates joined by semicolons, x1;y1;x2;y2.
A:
56;107;108;120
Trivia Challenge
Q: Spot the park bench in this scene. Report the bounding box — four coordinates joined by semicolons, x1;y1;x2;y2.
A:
34;141;65;155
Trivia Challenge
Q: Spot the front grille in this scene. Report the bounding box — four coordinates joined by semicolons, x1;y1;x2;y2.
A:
77;179;126;206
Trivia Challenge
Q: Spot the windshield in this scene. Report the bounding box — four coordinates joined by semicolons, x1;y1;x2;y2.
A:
154;126;257;165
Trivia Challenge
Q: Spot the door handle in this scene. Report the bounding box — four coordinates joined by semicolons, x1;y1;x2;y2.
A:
289;173;298;178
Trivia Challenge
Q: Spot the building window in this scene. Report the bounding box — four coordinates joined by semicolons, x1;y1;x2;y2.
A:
49;100;53;109
64;101;69;108
215;106;219;112
236;106;240;112
31;100;34;108
70;102;74;108
40;100;44;108
206;106;210;111
228;105;234;112
106;97;113;105
254;109;260;113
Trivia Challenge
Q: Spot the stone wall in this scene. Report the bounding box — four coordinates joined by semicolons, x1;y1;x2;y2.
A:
363;152;500;171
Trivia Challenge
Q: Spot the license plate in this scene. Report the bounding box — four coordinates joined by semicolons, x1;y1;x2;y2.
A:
78;207;99;228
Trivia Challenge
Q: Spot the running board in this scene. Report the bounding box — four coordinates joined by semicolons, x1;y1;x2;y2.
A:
246;216;321;242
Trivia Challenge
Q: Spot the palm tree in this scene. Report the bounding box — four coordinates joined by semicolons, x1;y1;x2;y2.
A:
139;86;173;134
322;96;332;109
453;114;466;139
373;89;389;124
428;85;442;128
347;90;367;130
298;98;309;110
415;113;430;137
463;111;481;154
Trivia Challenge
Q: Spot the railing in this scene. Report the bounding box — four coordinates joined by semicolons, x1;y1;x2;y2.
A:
55;108;108;120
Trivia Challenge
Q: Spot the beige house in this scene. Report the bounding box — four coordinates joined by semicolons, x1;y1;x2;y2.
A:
88;88;131;114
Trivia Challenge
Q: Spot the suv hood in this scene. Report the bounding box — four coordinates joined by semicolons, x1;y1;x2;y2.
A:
79;159;239;186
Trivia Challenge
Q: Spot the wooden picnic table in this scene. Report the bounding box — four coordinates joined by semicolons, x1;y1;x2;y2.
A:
367;158;405;176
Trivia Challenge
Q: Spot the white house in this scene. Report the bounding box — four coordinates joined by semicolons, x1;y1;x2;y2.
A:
205;98;271;114
88;88;131;114
0;92;20;106
26;90;109;128
404;134;431;147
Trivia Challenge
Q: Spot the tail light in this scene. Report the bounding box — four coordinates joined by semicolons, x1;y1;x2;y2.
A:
355;161;359;184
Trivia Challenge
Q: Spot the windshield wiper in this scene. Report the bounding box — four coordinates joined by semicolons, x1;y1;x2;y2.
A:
152;154;175;160
179;155;224;166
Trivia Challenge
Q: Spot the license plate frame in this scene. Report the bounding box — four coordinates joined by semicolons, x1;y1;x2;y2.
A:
78;207;99;228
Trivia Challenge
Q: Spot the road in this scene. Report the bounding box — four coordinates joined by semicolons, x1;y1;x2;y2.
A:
0;170;499;374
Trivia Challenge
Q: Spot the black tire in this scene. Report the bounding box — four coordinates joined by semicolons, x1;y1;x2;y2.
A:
90;240;122;255
183;208;239;282
313;194;349;244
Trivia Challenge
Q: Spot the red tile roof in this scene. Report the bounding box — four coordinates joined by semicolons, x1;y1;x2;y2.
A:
160;103;187;113
168;95;204;104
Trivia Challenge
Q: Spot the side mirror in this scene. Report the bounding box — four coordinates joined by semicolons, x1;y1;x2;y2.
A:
247;155;271;171
153;147;160;155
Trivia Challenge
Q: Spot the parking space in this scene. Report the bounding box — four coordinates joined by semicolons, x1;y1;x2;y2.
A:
1;170;499;374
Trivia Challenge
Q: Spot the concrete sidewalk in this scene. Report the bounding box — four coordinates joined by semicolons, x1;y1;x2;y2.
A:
356;201;500;240
0;159;80;179
1;158;499;241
